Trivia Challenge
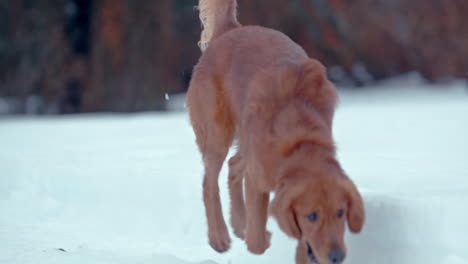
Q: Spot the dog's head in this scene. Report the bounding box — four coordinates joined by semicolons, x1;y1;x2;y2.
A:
271;166;365;264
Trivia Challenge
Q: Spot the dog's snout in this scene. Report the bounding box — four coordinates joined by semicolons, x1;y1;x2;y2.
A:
328;248;345;264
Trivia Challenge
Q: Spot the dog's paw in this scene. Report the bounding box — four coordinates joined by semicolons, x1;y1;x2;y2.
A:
208;227;231;253
246;230;271;255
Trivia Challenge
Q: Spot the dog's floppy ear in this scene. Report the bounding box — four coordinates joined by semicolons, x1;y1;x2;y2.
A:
270;175;306;239
342;179;365;233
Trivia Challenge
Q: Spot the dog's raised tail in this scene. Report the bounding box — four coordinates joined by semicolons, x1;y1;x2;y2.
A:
198;0;240;51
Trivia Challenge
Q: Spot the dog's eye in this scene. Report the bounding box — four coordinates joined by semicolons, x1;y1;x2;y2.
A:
337;209;344;218
308;212;318;222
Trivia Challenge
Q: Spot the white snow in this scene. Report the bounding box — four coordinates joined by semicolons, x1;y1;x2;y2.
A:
1;76;467;264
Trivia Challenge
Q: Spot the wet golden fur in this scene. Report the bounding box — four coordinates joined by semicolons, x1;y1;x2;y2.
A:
187;1;365;263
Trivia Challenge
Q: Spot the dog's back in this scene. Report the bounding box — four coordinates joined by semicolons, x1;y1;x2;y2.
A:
198;25;309;115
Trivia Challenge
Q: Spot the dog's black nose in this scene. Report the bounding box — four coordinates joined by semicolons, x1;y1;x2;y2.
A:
328;248;345;264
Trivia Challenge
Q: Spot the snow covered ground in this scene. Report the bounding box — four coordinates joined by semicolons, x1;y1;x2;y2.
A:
1;75;467;264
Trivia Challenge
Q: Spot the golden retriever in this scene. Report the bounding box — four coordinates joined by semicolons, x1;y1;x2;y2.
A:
186;1;365;263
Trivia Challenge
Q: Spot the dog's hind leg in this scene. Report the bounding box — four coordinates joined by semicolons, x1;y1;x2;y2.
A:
228;153;246;240
188;73;235;253
202;149;231;253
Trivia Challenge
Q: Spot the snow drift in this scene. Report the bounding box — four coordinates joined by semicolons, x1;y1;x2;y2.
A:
1;76;467;264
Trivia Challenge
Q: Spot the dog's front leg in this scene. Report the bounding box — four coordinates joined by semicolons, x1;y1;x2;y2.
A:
244;176;271;255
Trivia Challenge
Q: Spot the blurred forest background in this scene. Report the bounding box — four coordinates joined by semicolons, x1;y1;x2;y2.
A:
0;0;467;114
